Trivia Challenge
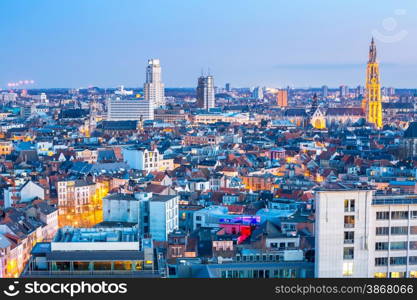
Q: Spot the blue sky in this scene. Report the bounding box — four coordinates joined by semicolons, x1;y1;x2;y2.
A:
1;0;416;89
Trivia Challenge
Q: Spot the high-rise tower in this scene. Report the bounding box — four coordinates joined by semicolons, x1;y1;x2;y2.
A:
197;75;215;109
363;38;383;129
144;59;165;108
277;89;288;107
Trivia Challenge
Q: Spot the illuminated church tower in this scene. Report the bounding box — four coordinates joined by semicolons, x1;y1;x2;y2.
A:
363;38;383;129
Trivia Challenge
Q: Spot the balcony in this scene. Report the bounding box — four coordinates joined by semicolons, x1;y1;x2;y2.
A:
344;239;354;244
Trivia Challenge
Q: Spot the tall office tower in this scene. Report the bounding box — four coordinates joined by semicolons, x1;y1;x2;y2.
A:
144;59;165;108
277;89;288;107
225;83;231;92
387;87;395;97
252;86;264;100
339;85;349;98
322;85;328;98
196;75;215;109
356;85;365;98
363;38;383;129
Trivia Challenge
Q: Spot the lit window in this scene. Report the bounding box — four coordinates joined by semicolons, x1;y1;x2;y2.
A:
374;272;387;278
342;262;353;276
390;272;405;278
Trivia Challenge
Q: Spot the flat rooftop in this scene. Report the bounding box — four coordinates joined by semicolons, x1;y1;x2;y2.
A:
53;227;139;243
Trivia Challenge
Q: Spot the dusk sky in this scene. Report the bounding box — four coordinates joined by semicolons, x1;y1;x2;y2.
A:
1;0;416;89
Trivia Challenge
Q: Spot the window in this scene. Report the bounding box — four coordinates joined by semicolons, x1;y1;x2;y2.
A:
390;257;407;266
409;257;417;265
342;262;353;276
391;211;409;220
376;212;389;220
391;226;408;235
410;271;417;278
344;199;355;212
390;241;407;250
343;247;354;260
196;216;202;221
411;227;417;235
390;272;406;278
375;242;389;251
409;241;417;250
375;257;388;266
344;216;355;228
376;227;389;235
411;211;417;219
344;231;354;244
374;272;387;278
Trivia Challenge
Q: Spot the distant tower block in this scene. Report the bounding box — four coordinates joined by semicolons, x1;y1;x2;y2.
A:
364;38;383;129
277;89;288;107
144;59;165;108
197;75;215;109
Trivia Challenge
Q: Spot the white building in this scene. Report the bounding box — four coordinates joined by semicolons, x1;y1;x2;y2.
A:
114;85;134;96
252;86;264;100
57;180;96;215
0;92;18;102
149;194;179;242
315;185;417;278
103;193;142;224
122;146;160;173
144;59;165;108
107;98;153;121
3;181;45;208
31;92;48;103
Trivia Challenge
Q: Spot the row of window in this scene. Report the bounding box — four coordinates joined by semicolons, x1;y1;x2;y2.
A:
236;254;281;262
374;271;417;278
376;226;417;235
220;268;299;278
375;256;417;266
376;211;417;220
375;241;417;251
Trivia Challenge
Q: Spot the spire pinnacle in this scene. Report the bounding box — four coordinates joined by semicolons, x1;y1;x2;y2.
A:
369;37;377;63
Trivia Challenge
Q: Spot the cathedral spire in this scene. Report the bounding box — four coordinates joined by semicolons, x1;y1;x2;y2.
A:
369;37;377;63
365;37;383;129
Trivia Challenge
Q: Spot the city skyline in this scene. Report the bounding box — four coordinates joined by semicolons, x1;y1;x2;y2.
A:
1;0;417;89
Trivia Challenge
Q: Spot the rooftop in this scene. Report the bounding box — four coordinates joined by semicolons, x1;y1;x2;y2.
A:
53;227;139;243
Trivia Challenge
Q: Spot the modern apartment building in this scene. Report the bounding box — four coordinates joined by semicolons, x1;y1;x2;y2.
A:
315;183;417;278
149;195;179;242
107;98;154;121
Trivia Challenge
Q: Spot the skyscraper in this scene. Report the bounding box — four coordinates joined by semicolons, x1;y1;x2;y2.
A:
321;85;328;98
356;85;364;98
225;83;231;92
277;89;288;107
252;86;264;100
144;59;165;108
363;38;383;129
197;75;215;109
339;85;349;98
